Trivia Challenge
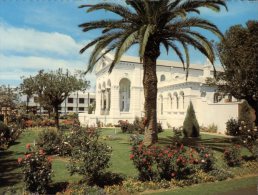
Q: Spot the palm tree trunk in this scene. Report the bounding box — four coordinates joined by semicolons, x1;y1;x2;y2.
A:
142;42;160;146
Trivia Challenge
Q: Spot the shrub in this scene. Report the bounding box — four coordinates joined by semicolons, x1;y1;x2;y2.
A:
36;128;63;155
130;142;156;181
196;145;215;172
156;145;199;180
238;121;258;156
130;143;199;181
201;124;217;133
209;169;233;181
0;122;11;149
226;118;240;136
133;117;145;134
118;120;134;133
18;145;52;194
0;122;22;150
183;101;200;137
68;127;112;185
224;144;242;167
129;134;144;145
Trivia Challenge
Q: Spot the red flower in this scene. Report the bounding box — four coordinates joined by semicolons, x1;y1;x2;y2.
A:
168;153;173;158
25;154;32;159
130;154;134;160
205;153;209;158
26;143;31;149
17;157;23;163
171;172;176;177
47;156;53;162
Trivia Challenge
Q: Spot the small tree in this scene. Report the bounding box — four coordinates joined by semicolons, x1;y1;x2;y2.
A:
21;69;89;129
183;101;200;137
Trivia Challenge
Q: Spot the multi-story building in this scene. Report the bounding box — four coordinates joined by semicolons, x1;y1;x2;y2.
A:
23;91;95;114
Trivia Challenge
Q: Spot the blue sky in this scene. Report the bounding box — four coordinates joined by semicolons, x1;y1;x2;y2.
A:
0;0;257;88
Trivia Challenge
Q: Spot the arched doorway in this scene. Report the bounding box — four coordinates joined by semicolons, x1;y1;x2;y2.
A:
119;78;130;112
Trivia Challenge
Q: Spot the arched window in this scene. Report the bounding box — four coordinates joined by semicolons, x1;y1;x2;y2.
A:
119;78;130;112
160;75;166;82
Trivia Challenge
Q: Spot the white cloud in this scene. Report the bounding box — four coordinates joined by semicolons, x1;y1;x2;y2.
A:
0;22;95;87
0;22;84;56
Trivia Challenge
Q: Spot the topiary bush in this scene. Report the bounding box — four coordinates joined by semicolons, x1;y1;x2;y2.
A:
183;101;200;137
224;144;242;167
18;145;52;194
36;128;63;155
68;127;112;185
226;118;240;136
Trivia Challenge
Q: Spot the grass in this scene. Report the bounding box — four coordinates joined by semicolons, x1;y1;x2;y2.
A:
145;175;258;195
0;127;257;194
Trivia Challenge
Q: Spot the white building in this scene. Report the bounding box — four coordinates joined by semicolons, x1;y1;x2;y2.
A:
79;54;241;134
23;91;95;114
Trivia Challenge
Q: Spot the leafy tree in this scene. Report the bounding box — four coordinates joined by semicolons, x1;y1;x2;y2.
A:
217;20;258;125
183;101;200;137
0;85;19;109
21;69;89;129
79;0;227;145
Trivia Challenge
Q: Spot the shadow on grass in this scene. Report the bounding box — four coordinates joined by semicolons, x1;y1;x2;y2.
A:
48;182;69;194
0;150;23;188
159;136;238;153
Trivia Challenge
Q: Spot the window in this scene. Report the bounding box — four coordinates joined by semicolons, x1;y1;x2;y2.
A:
34;97;38;103
79;107;84;111
90;98;95;104
160;75;166;82
67;107;73;111
79;98;84;104
68;98;73;103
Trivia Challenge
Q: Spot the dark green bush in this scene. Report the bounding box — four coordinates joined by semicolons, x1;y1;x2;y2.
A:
226;118;240;136
183;101;200;137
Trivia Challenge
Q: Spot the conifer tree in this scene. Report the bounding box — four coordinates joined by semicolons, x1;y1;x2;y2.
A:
183;101;200;137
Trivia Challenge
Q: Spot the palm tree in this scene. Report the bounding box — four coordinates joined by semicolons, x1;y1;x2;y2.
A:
79;0;227;145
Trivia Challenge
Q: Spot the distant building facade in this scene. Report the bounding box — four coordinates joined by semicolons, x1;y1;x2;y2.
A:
23;91;95;114
79;54;241;134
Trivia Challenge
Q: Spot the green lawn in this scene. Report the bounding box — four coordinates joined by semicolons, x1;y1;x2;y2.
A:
0;128;256;194
145;176;258;195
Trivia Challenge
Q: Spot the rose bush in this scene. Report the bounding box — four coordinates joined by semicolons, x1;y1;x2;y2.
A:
18;145;52;194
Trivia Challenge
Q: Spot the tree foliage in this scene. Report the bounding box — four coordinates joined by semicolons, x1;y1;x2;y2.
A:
217;20;258;125
0;85;19;109
20;69;89;129
79;0;227;144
